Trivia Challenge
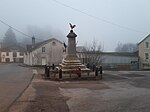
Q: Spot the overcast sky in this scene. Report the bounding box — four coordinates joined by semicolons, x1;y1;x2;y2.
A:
0;0;150;51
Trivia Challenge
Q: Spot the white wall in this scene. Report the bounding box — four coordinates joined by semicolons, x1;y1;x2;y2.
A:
138;36;150;69
24;39;64;65
1;52;24;62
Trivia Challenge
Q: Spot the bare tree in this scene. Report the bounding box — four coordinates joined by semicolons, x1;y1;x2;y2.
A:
82;39;103;66
115;42;138;52
115;43;123;52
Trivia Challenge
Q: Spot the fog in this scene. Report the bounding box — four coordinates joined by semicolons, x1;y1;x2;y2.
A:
0;0;150;51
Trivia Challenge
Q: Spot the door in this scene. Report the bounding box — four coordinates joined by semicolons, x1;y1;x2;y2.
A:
42;58;46;65
5;58;10;62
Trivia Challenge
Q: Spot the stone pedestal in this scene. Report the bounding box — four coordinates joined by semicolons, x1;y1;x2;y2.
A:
60;30;90;73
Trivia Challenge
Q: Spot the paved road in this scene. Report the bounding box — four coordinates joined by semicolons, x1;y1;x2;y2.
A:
0;63;33;112
60;71;150;112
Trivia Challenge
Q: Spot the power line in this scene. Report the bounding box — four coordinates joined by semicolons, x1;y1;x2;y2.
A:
51;0;148;34
0;19;43;41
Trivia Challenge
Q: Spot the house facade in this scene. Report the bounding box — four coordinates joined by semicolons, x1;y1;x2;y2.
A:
24;38;64;66
0;46;25;63
1;51;24;62
138;34;150;69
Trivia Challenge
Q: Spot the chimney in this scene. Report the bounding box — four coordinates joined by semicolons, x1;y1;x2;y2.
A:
32;36;35;48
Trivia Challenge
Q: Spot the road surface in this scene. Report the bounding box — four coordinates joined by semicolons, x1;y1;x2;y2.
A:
59;71;150;112
6;69;150;112
0;63;33;112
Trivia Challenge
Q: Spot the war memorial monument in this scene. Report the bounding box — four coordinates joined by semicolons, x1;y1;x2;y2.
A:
60;23;90;73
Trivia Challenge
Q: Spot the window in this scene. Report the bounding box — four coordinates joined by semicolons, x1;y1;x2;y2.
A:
42;47;45;53
145;53;149;59
52;41;56;46
145;42;149;48
5;58;10;62
19;58;24;63
6;52;9;56
20;52;24;56
13;52;17;57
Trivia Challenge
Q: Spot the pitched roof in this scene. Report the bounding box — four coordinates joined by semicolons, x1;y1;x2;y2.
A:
138;34;150;45
102;52;138;57
27;38;63;52
0;44;26;52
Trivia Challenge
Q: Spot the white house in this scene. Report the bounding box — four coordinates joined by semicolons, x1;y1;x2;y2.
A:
24;38;65;66
0;46;25;63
